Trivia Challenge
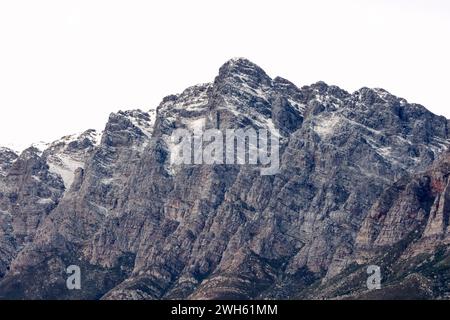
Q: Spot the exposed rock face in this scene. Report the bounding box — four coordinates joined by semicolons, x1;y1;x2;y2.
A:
43;129;101;189
300;152;450;300
0;147;65;278
0;58;449;299
356;151;450;254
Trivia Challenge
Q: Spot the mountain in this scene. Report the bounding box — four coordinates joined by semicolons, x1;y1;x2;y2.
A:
0;58;449;299
299;151;450;299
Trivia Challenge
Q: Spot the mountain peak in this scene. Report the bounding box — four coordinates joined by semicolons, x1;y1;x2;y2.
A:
217;57;272;85
1;58;450;301
225;57;258;67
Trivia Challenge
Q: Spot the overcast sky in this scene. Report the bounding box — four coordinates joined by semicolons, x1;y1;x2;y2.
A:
1;0;449;151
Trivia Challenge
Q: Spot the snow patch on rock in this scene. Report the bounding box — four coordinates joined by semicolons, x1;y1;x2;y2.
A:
47;154;84;189
314;114;342;138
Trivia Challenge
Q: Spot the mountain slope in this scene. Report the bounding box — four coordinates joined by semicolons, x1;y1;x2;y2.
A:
0;58;449;299
294;151;450;299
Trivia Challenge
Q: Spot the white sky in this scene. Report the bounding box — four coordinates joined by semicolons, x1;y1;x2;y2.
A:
1;0;449;151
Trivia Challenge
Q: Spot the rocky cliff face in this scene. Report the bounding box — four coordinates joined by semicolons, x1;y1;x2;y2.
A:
0;58;449;299
0;146;65;278
298;151;450;299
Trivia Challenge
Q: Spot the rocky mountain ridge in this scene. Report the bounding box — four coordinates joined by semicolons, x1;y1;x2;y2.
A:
0;58;449;299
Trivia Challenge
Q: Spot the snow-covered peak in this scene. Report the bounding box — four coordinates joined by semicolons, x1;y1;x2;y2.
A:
49;129;102;149
216;58;273;97
43;129;102;190
0;147;17;156
159;84;212;114
115;109;156;138
353;87;401;105
222;57;267;72
228;57;250;64
30;141;51;155
0;147;18;177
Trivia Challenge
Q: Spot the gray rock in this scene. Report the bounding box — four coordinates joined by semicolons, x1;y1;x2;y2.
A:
0;58;449;300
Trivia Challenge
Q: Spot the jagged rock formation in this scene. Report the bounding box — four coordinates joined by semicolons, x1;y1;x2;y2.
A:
0;58;449;299
42;129;102;189
0;146;64;278
298;151;450;299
